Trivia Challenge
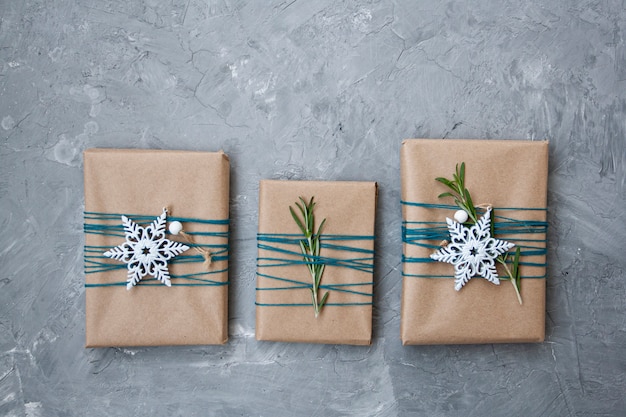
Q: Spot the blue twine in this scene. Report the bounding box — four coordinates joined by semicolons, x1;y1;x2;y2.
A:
84;212;229;288
84;268;230;287
84;212;229;225
255;302;372;307
256;233;374;308
401;201;547;211
402;202;548;279
256;272;373;297
401;273;547;279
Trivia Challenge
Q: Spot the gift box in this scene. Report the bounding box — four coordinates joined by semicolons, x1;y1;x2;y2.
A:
256;180;377;345
400;139;549;345
83;149;230;347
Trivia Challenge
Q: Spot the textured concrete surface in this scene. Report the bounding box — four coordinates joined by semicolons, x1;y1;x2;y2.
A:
1;0;625;416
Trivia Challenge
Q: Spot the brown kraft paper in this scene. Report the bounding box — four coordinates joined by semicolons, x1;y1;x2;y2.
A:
256;180;377;345
84;149;230;347
400;139;549;345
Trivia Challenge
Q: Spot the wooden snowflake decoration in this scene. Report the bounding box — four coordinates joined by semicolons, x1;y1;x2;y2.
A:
103;208;189;290
430;208;514;291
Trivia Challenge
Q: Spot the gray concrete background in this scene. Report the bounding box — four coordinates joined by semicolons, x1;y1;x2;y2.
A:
1;0;625;416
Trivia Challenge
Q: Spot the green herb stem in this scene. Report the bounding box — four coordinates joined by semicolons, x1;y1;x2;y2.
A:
497;257;523;305
290;196;329;317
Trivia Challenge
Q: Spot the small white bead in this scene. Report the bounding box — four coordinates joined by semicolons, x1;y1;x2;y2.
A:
168;221;183;235
454;209;469;223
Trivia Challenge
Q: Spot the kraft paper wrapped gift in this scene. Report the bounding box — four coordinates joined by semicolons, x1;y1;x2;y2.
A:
400;139;549;345
256;180;377;345
83;149;230;347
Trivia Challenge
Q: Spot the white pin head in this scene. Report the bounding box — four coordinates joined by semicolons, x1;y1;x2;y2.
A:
168;221;183;235
453;209;469;224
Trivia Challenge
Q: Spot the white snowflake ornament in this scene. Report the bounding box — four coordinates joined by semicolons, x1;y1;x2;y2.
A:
430;208;514;291
103;208;189;290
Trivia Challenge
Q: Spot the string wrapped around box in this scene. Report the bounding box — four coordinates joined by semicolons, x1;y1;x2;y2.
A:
84;211;229;288
256;233;374;307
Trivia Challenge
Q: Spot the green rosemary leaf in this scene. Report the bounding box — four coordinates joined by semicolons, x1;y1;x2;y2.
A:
435;177;454;188
319;291;330;310
464;189;476;221
307;198;316;226
306;199;315;234
290;207;306;234
296;200;307;231
452;172;461;188
298;198;310;230
315;266;323;287
312;236;319;257
438;192;454;199
317;218;327;237
459;162;465;184
454;197;463;210
513;246;521;281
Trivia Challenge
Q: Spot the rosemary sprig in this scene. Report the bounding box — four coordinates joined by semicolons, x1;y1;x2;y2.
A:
289;196;329;317
435;163;478;224
436;163;523;304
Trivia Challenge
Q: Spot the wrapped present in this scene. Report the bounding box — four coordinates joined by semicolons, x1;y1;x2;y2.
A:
256;180;377;345
83;149;230;347
400;139;549;344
